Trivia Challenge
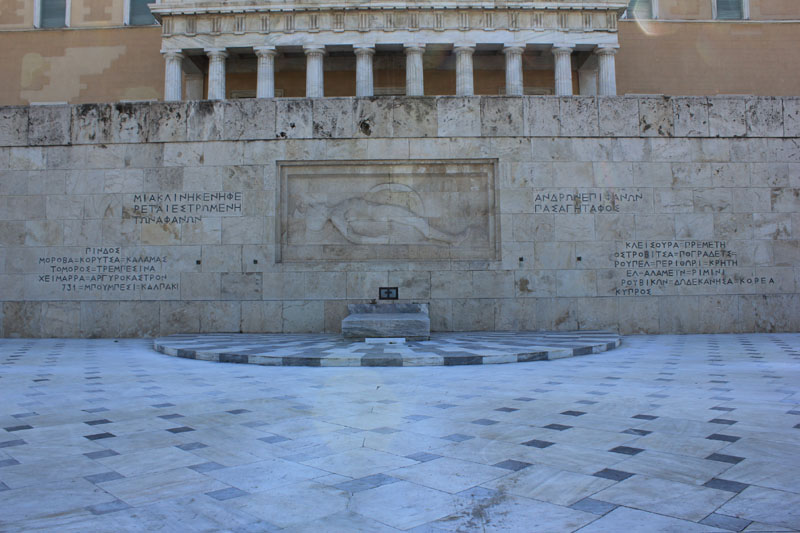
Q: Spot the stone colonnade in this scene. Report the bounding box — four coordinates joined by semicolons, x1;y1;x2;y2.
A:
161;42;618;101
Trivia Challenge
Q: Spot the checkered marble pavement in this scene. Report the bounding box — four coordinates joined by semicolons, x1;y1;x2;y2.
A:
0;334;799;532
154;331;622;367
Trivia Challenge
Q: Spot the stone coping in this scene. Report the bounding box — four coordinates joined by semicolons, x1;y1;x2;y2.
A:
153;330;621;367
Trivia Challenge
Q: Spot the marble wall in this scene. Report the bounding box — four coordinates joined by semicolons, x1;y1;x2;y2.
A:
1;96;798;337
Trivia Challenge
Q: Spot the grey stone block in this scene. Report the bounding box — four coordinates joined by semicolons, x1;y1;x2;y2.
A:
0;107;28;147
72;104;112;144
438;97;480;137
482;96;524;137
111;103;149;144
187;101;224;141
393;98;437;138
745;97;783;138
223;99;275;140
313;98;355;138
674;97;709;137
276;99;312;139
342;303;430;340
523;97;560;137
638;96;674;137
598;97;638;137
560;97;598;137
29;105;71;146
709;97;746;138
354;97;394;138
782;97;800;137
147;102;188;143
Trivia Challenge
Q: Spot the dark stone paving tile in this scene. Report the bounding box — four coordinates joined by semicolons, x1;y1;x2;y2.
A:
561;411;586;417
703;478;750;493
442;434;474;443
522;439;554;449
706;453;745;465
370;427;400;434
787;410;800;415
577;400;598;405
166;427;194;434
176;442;209;452
335;473;399;493
4;425;32;432
471;419;499;426
544;424;572;431
495;407;518;413
493;459;532;471
151;403;175;408
434;403;458;409
87;500;131;516
84;433;115;441
593;468;635;482
709;418;738;425
227;409;251;415
570;498;618;515
11;412;38;419
706;433;741;443
622;428;652;436
405;452;441;463
700;513;752;532
404;415;432;421
189;462;225;473
84;471;125;484
258;435;290;444
513;397;535;402
0;482;9;491
84;419;112;426
206;487;249;501
609;446;644;456
632;414;658;420
85;449;120;459
158;414;184;420
0;458;21;467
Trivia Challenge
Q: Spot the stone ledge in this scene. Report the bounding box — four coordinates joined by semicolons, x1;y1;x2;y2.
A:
2;96;796;148
153;331;622;367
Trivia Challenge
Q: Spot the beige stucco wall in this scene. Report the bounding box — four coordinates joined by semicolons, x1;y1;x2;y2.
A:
617;21;800;96
0;27;163;105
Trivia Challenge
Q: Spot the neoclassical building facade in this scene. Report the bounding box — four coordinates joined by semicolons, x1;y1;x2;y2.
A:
151;0;626;101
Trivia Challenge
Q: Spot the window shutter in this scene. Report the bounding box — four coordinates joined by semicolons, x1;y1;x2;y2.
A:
40;0;67;28
717;0;743;19
628;0;653;20
130;0;156;26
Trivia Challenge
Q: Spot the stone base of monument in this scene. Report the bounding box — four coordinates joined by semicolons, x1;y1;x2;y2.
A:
153;331;622;367
341;303;430;342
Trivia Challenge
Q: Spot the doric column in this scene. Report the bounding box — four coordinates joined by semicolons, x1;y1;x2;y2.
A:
254;46;277;99
503;46;524;96
304;45;326;98
205;48;228;100
454;45;475;96
404;44;425;96
596;45;619;96
552;45;574;96
354;45;375;97
162;49;184;102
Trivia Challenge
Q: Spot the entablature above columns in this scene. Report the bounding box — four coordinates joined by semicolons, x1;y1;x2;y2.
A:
151;2;626;41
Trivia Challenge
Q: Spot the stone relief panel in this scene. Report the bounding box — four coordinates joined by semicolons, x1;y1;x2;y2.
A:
278;160;498;262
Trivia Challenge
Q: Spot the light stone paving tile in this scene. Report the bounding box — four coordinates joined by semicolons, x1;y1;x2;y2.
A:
300;447;416;479
483;463;615;506
349;480;462;530
0;477;116;526
593;474;735;521
0;454;109;489
387;457;508;494
414;491;598;532
575;506;726;533
721;458;800;494
624;432;729;458
206;457;327;493
95;445;205;477
230;480;349;528
281;510;403;532
99;467;228;507
612;450;731;486
718;486;800;530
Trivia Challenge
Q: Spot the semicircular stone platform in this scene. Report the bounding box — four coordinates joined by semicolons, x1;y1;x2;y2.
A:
154;331;621;367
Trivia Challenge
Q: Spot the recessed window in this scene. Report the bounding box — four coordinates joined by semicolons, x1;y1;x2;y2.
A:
128;0;156;25
39;0;67;28
627;0;653;20
716;0;746;20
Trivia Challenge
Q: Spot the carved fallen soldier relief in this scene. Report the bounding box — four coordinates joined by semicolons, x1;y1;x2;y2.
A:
278;160;498;262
